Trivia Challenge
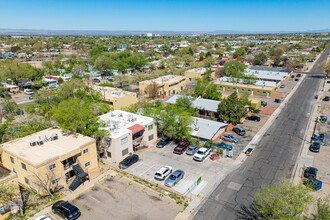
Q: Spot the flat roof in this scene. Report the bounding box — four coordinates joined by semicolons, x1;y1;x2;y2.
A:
185;67;207;74
99;110;154;139
140;75;185;85
92;85;137;101
215;77;276;89
244;69;289;81
1;128;95;167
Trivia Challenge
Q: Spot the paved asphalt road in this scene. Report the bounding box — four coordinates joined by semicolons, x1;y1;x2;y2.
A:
194;49;329;220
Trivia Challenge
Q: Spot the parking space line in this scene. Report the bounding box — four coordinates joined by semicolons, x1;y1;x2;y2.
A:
140;165;154;177
130;161;145;171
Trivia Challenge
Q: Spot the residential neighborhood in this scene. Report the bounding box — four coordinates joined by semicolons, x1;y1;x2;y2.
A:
0;2;330;219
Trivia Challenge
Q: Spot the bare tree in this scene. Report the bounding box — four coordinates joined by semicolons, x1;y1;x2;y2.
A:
30;168;61;197
145;82;159;99
0;181;26;216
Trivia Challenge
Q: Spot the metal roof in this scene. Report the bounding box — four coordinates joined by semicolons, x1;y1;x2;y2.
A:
190;117;227;140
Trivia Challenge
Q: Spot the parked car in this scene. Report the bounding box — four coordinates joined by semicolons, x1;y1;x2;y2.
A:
280;84;285;88
24;89;34;95
220;134;238;143
173;141;190;154
291;75;295;78
296;73;302;77
246;115;261;121
312;134;319;141
304;167;318;179
193;146;212;161
154;166;172;181
119;154;139;169
52;200;81;220
261;101;267;107
315;95;318;99
156;137;170;148
245;148;253;156
323;96;330;101
233;127;246;136
216;142;233;151
318;133;325;142
310;142;320;153
35;216;52;220
165;170;184;187
186;145;199;155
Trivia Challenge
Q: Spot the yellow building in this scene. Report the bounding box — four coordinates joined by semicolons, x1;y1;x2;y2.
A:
93;86;138;110
214;81;276;97
0;128;99;195
139;75;185;97
185;68;215;85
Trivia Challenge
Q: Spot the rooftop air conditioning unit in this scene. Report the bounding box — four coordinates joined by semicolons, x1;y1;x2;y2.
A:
37;140;44;145
51;134;58;141
30;141;37;147
119;113;123;117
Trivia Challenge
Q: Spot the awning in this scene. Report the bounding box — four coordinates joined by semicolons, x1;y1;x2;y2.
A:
127;124;145;134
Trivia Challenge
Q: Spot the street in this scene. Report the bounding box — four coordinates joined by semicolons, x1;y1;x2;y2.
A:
194;48;329;220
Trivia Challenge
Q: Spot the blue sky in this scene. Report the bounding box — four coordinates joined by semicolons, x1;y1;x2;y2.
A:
0;0;329;31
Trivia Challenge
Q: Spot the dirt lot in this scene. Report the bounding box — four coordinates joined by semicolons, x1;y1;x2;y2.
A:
71;174;183;220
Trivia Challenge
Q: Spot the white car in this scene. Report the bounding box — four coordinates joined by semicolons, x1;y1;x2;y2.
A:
154;165;172;181
24;89;34;95
193;146;212;161
34;215;52;220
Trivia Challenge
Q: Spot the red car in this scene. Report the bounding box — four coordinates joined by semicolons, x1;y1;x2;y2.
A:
173;141;190;154
296;74;302;77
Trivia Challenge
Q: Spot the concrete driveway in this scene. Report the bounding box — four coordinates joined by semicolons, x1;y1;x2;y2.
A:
71;175;183;220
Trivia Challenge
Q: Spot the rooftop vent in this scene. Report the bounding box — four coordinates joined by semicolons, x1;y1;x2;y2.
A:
50;134;58;141
30;141;37;147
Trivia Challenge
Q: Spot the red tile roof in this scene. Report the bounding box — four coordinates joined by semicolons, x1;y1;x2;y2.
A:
127;124;145;134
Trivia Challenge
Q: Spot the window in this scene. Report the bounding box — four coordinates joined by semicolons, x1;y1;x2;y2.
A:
85;162;90;168
121;137;128;145
49;163;56;170
83;148;89;154
107;151;112;158
148;134;154;141
21;163;27;171
51;178;59;185
122;148;128;156
148;124;153;131
10;157;14;164
24;177;29;185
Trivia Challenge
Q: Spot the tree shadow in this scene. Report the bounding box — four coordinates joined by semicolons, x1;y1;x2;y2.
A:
236;204;258;220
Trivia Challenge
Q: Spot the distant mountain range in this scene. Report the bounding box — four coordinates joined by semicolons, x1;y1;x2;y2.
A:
0;28;329;36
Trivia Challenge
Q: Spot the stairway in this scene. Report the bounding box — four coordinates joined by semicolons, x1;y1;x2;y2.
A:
68;164;88;191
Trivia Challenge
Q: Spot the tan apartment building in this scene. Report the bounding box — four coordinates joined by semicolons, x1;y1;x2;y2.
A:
185;68;207;85
93;85;138;110
139;75;185;97
0;128;99;194
214;77;277;97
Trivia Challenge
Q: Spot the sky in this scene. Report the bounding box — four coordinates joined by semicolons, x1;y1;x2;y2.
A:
0;0;329;32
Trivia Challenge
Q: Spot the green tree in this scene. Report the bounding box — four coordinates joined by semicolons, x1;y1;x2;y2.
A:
233;49;246;59
222;60;246;77
217;92;248;123
254;52;268;65
320;60;330;78
51;97;109;137
253;179;313;219
312;197;330;220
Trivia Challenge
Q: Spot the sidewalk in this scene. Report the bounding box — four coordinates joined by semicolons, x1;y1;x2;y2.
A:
175;73;308;220
30;169;117;220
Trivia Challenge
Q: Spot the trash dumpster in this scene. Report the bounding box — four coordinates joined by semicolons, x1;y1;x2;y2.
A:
275;98;282;103
304;177;322;191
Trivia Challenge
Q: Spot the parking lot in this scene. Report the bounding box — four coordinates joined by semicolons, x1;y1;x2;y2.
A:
71;174;183;220
125;142;238;197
